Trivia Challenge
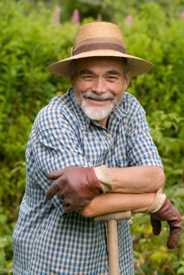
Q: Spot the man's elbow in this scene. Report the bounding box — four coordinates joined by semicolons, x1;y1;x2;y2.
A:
152;167;166;191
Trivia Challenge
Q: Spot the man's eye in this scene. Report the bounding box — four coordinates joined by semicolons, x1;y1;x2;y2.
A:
106;76;119;82
81;74;93;80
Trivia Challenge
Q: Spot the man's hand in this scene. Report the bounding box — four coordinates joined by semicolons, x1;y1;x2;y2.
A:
150;199;182;249
46;167;102;212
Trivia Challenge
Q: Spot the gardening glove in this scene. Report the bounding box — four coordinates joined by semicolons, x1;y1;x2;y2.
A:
46;167;103;212
150;198;182;249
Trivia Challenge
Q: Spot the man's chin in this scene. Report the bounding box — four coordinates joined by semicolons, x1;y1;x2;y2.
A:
82;105;114;121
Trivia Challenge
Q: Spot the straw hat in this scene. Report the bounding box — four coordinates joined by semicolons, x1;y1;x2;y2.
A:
48;21;152;77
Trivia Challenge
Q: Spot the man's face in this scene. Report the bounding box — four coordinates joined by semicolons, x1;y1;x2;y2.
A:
71;57;129;127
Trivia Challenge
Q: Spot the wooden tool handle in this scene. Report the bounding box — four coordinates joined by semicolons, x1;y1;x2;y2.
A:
107;219;120;275
96;212;131;275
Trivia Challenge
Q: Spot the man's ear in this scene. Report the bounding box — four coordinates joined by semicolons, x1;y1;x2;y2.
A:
69;61;78;84
70;75;75;86
123;73;130;90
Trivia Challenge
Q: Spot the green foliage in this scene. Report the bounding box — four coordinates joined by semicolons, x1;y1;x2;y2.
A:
0;0;183;274
103;0;184;21
57;0;184;22
124;3;184;194
0;0;77;271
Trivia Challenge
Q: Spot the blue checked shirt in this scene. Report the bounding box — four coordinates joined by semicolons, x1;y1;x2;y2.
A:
13;89;162;275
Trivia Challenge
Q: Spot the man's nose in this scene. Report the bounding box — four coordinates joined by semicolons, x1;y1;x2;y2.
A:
93;77;106;93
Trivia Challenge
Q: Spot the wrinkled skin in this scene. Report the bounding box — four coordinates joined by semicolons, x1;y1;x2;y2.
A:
150;198;182;249
46;167;102;212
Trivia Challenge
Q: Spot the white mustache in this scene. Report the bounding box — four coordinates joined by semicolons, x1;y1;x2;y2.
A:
82;91;114;101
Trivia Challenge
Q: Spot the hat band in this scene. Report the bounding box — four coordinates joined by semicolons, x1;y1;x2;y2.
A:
73;42;126;55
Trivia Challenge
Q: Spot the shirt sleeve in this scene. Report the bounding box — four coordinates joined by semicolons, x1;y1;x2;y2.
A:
33;111;90;173
29;107;91;210
126;104;163;167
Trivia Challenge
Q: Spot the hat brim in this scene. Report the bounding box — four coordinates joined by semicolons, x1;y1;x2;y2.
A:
48;49;152;78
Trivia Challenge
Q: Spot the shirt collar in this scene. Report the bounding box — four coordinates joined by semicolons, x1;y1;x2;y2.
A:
110;96;127;121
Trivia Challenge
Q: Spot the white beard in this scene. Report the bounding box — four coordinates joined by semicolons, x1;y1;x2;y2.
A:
81;100;114;121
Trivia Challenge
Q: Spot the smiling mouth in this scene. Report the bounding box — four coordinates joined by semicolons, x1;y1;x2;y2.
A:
83;95;114;102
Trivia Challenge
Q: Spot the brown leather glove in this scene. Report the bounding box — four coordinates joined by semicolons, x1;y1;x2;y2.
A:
150;198;182;249
46;167;102;212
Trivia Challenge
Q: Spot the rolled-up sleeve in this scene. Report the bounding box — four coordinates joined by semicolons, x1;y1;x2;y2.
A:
126;104;163;167
28;107;90;209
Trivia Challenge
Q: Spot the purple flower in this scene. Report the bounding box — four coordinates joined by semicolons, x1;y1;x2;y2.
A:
71;9;80;24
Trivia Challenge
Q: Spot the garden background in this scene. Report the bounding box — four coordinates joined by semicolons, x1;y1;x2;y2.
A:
0;0;184;274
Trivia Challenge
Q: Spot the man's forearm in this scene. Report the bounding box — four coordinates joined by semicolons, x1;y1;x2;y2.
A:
81;192;156;217
95;165;165;194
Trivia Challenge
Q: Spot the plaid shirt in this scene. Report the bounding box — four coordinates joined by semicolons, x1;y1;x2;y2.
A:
13;89;162;275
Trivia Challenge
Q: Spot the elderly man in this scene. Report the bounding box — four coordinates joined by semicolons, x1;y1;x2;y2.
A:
13;22;181;274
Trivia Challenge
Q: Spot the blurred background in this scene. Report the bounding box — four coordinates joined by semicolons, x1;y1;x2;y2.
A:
0;0;184;274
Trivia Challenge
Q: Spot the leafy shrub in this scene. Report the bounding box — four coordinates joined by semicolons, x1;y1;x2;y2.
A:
0;0;77;271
